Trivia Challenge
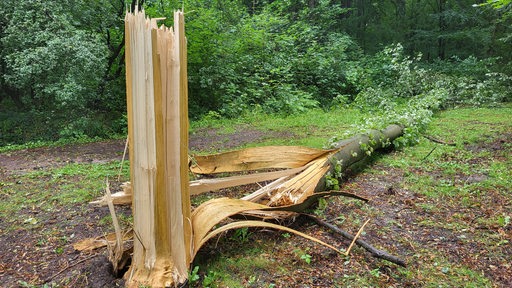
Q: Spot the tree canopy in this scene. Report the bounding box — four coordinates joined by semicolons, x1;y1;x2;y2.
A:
0;0;510;145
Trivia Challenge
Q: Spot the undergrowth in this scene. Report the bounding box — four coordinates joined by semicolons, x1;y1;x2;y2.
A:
325;44;511;149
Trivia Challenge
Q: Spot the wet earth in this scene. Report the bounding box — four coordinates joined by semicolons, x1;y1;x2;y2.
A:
0;130;510;287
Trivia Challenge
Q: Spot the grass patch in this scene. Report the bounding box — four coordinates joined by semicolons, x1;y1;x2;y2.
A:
0;136;125;153
0;160;129;230
192;233;285;288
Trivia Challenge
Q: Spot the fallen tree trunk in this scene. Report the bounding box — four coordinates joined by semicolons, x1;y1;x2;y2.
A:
83;124;407;285
315;124;404;192
100;125;404;209
264;124;404;207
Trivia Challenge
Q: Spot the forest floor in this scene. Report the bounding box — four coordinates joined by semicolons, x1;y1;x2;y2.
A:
0;107;511;287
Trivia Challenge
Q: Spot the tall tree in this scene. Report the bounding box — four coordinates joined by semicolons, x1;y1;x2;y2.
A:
1;0;106;112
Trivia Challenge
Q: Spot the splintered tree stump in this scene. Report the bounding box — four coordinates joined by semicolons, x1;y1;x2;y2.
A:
124;9;190;287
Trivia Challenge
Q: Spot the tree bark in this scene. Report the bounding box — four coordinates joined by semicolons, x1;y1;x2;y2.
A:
315;124;404;192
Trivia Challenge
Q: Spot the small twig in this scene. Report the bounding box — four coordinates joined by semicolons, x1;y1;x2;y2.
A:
117;136;129;182
423;135;456;146
304;214;406;267
423;146;437;161
41;254;99;284
345;219;370;256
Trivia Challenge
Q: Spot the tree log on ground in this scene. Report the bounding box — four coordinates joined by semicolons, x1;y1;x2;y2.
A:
260;124;404;207
315;124;404;192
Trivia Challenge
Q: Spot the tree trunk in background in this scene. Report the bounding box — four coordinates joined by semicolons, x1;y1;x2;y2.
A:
437;0;446;60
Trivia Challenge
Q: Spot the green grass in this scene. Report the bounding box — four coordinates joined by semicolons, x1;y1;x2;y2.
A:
0;160;129;231
0;136;123;153
190;107;364;149
191;236;285;288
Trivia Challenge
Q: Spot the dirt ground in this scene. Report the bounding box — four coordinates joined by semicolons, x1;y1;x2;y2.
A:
0;128;293;287
0;129;511;287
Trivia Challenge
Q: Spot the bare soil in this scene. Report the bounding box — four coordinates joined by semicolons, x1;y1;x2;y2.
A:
0;127;294;287
0;129;510;287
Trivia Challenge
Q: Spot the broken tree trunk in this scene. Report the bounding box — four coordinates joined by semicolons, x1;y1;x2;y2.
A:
315;124;403;192
253;124;404;207
84;124;407;275
124;9;190;287
83;6;408;285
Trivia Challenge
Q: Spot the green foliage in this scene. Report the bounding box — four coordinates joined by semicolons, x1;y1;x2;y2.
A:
182;1;360;117
325;159;343;191
300;253;312;264
203;270;220;288
18;281;50;288
475;0;512;9
370;268;381;278
313;197;329;216
334;43;511;148
1;0;510;146
0;0;129;145
1;1;107;111
231;227;251;244
294;248;312;265
189;266;201;284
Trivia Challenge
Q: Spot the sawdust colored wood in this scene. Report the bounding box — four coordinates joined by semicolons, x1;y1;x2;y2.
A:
124;9;190;288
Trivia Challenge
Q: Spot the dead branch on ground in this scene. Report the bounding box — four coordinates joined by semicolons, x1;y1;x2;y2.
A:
304;214;407;267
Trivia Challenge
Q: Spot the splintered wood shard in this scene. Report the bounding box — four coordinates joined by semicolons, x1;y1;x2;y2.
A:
190;146;334;174
90;182;132;206
190;166;306;195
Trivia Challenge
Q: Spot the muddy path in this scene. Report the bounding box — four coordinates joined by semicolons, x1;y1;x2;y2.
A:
0;126;288;177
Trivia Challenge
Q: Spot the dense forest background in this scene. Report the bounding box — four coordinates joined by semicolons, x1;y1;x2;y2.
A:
0;0;510;145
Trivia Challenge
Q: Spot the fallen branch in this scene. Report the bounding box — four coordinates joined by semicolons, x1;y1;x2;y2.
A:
90;182;132;206
423;135;456;146
304;214;406;267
